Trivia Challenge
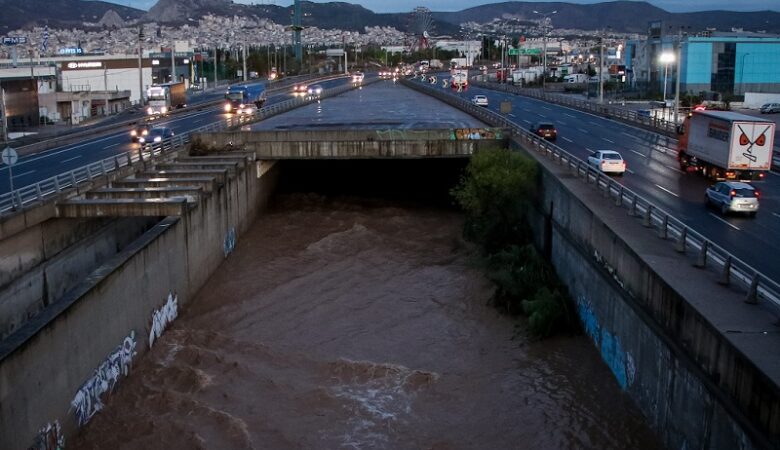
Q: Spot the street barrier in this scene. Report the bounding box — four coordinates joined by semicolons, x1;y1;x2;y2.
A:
402;76;780;314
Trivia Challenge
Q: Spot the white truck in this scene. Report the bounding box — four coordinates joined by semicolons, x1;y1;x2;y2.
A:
146;82;186;116
564;73;589;83
677;110;775;181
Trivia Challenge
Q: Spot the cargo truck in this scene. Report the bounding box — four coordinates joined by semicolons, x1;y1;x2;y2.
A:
224;83;267;113
677;110;775;181
146;82;186;116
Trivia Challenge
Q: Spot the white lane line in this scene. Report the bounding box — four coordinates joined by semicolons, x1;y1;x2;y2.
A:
666;165;685;174
106;143;119;148
768;171;780;178
709;213;741;231
626;168;635;174
523;109;533;113
561;136;574;143
589;121;600;126
603;137;615;144
655;184;679;197
630;149;647;158
586;147;593;152
773;212;780;219
62;155;81;164
508;113;516;117
622;132;636;139
578;128;589;134
14;169;36;178
541;106;552;110
557;120;567;125
538;114;547;118
565;113;576;118
523;119;532;124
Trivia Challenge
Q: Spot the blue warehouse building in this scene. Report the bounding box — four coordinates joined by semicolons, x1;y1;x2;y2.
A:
625;22;780;98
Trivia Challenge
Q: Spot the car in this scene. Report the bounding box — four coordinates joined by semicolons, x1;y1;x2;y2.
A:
138;127;174;146
530;122;557;141
760;103;780;114
705;181;760;216
292;84;308;94
236;103;258;115
587;150;627;175
351;72;365;83
307;84;323;96
471;95;489;107
129;123;150;142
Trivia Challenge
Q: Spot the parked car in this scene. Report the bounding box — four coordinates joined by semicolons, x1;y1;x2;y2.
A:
129;123;150;142
471;95;489;107
760;103;780;114
587;150;627;175
530;122;557;140
138;127;174;146
705;181;760;216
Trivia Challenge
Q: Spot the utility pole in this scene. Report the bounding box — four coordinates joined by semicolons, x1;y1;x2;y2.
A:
137;27;144;106
673;30;683;125
1;88;8;144
242;42;248;81
171;45;176;82
214;47;218;88
598;34;604;104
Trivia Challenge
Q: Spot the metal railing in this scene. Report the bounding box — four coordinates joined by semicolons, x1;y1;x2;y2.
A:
403;76;780;311
473;80;780;171
0;75;364;215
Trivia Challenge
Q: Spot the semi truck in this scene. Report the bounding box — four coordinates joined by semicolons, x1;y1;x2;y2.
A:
677;110;775;181
146;82;186;116
224;83;267;113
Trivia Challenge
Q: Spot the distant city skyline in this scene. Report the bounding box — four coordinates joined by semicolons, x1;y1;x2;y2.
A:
105;0;780;13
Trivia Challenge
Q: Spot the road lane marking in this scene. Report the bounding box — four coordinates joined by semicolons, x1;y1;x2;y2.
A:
603;137;615;144
578;128;589;134
62;155;81;164
106;143;119;148
589;121;600;126
622;132;636;139
655;184;679;197
508;113;516;117
14;169;36;178
768;171;780;178
565;113;576;118
709;213;740;231
538;114;547;118
630;149;647;158
561;136;573;143
541;106;551;110
666;165;685;174
557;120;567;125
626;168;635;174
523;119;532;124
773;212;780;219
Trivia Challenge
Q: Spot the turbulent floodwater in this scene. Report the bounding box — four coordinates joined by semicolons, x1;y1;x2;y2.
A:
74;188;661;449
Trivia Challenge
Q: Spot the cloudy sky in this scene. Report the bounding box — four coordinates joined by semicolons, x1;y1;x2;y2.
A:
109;0;780;13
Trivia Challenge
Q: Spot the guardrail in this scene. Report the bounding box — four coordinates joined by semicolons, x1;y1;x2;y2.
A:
473;80;780;172
0;75;365;216
402;76;780;312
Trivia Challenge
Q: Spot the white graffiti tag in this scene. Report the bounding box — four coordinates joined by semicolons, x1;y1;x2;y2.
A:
70;331;137;426
149;293;179;349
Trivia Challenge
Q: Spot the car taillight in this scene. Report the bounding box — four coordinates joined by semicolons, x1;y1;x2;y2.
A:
730;190;736;198
759;173;765;179
755;190;761;199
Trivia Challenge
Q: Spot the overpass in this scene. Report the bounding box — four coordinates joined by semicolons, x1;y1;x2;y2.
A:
0;75;778;449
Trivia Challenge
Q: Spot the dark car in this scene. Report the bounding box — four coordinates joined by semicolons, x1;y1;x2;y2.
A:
138;127;174;146
530;122;557;141
130;123;150;142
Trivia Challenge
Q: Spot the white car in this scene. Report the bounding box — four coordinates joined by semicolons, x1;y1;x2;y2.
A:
237;104;258;115
588;150;626;175
307;84;323;96
471;95;489;107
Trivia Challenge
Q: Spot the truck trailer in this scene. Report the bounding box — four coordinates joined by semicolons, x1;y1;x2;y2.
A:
677;110;775;181
224;83;267;113
146;82;186;116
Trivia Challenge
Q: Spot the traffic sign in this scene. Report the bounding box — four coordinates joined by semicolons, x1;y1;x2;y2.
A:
1;147;18;166
508;48;519;56
2;36;27;46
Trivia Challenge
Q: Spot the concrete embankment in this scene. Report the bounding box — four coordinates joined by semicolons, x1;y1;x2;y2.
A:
516;137;779;449
0;152;279;448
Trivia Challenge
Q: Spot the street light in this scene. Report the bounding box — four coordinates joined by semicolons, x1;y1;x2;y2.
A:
659;51;675;103
739;52;751;95
533;10;557;89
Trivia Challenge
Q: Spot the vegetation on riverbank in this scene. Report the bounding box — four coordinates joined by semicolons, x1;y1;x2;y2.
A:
451;148;574;337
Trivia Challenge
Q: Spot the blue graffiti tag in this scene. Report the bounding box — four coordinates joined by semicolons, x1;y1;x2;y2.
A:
576;295;634;390
223;227;237;257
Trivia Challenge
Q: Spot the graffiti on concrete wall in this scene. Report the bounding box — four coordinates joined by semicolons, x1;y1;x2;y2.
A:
223;227;237;257
70;331;137;426
453;128;504;140
29;421;64;450
576;295;636;390
149;293;179;349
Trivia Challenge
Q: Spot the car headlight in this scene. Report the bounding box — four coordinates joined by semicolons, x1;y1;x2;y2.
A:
154;136;162;143
138;137;145;143
161;107;167;114
142;129;148;135
224;104;232;112
146;107;153;114
131;130;137;136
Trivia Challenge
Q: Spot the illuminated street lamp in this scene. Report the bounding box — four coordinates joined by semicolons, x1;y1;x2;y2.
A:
659;51;675;103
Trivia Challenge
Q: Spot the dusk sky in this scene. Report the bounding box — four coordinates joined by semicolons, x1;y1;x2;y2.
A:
109;0;780;13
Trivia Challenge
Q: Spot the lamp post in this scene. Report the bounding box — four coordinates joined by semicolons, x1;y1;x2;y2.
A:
533;10;557;90
137;27;144;106
739;52;751;96
659;51;675;104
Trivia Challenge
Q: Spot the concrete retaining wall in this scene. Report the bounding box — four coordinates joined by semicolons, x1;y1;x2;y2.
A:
518;139;778;449
0;155;278;449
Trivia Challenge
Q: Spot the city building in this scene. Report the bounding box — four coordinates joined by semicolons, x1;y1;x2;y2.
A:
625;22;780;98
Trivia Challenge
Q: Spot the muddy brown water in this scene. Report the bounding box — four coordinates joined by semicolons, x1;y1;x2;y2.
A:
73;193;662;450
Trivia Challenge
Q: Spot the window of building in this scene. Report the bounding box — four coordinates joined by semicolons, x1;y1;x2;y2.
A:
711;42;736;95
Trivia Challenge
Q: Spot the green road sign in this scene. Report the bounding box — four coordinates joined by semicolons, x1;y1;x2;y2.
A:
508;48;519;56
519;48;541;55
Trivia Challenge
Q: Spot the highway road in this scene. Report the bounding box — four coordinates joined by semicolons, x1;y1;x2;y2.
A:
0;77;351;194
437;81;780;284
